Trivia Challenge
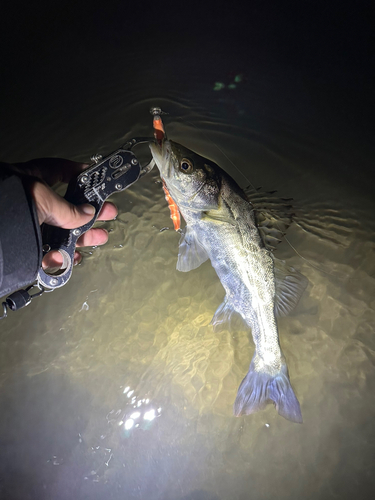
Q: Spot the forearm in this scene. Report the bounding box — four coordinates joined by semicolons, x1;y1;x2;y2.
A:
0;165;42;298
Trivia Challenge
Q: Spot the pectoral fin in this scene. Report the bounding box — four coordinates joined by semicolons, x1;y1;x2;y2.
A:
273;257;309;317
177;226;209;272
202;209;236;226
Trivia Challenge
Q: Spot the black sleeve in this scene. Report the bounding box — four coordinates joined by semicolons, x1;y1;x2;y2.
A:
0;165;42;299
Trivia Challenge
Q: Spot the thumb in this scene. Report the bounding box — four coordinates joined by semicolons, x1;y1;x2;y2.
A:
31;181;96;228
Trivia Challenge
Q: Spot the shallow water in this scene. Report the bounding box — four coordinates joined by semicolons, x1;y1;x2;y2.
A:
1;8;375;500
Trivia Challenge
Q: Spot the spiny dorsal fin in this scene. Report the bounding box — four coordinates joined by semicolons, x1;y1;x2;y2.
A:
244;187;294;251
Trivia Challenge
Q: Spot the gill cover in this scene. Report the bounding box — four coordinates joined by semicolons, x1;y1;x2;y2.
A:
150;140;222;212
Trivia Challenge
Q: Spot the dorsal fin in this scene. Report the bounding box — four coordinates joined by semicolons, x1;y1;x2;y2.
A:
244;187;294;251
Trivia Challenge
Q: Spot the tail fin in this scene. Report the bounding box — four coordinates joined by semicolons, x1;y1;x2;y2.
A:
234;359;302;423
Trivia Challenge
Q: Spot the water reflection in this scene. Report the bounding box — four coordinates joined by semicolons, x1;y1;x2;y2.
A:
65;387;162;488
112;385;162;435
0;69;374;500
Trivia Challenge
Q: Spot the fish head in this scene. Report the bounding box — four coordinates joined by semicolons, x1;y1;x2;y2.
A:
150;140;221;211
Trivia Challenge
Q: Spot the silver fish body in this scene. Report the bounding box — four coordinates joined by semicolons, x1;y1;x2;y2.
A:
150;140;307;423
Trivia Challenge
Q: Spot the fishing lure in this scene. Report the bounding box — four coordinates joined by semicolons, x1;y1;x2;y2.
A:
152;111;181;231
162;180;181;231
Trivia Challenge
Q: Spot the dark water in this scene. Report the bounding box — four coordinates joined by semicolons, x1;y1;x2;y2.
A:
0;2;374;500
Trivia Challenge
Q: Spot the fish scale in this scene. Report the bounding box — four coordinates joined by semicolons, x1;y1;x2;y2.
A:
150;136;308;423
199;199;281;366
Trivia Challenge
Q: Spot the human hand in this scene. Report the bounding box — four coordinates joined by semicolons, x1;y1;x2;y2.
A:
15;158;118;267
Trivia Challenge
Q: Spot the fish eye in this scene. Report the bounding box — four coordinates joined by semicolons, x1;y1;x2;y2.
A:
180;158;193;173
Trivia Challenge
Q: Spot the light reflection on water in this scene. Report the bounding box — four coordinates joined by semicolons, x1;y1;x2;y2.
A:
1;83;375;499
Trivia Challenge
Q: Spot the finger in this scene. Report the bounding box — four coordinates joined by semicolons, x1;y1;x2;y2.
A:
42;250;64;271
74;251;82;266
97;201;118;221
31;181;96;227
76;228;109;247
41;250;82;270
42;229;109;271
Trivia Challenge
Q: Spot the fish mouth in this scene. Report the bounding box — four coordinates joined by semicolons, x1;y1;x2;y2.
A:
149;139;172;180
150;139;207;206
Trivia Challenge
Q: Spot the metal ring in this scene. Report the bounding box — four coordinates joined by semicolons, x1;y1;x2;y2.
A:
123;137;155;151
0;302;8;320
139;159;156;179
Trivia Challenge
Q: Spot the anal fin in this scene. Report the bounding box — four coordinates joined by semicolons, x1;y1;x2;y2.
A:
210;298;247;332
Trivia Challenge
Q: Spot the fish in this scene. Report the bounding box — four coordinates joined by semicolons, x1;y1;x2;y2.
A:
150;138;308;423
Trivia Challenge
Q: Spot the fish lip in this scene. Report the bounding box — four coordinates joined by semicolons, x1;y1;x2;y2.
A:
149;139;172;179
149;141;163;172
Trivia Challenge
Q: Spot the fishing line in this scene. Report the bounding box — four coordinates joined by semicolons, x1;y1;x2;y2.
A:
283;234;345;278
178;116;258;191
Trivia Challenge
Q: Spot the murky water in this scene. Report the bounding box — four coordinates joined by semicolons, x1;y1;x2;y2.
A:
1;10;375;499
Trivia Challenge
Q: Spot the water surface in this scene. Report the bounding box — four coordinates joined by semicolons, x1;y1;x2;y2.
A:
0;9;374;500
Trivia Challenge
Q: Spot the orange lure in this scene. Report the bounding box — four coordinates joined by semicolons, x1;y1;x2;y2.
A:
162;180;181;231
153;115;165;145
153;113;181;231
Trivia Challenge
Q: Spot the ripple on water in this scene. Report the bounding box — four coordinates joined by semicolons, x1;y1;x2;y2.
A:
1;95;375;500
